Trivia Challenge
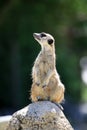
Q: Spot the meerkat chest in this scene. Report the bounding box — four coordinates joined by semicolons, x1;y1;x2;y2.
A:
39;60;49;73
38;54;54;73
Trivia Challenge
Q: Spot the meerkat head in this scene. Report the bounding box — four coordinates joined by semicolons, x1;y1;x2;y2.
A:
33;32;55;49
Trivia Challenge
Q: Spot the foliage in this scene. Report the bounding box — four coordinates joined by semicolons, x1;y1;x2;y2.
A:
0;0;87;108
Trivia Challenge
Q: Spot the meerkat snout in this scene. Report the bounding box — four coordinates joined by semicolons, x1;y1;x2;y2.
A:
33;33;41;41
33;32;55;46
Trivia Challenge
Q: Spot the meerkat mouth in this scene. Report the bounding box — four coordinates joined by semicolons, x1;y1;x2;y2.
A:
33;33;41;41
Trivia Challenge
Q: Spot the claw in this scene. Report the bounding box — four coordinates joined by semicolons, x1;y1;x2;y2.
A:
37;96;42;101
36;82;40;86
42;84;47;88
37;96;40;100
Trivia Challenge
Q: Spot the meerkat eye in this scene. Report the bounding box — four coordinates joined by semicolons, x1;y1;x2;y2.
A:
48;39;53;45
40;33;46;37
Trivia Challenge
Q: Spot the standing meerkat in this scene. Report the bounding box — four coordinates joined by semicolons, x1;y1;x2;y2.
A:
31;32;65;104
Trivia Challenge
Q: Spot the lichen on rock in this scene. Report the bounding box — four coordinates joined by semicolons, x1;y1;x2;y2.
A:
6;101;74;130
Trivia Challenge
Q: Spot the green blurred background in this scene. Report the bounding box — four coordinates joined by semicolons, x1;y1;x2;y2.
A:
0;0;87;129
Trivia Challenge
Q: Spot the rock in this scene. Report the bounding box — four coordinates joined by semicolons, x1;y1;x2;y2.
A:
0;115;12;130
6;101;74;130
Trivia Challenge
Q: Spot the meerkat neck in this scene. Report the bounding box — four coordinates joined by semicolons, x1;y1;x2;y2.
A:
40;45;56;66
41;45;55;56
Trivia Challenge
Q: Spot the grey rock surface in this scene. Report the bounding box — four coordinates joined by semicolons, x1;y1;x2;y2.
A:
6;101;74;130
0;115;12;130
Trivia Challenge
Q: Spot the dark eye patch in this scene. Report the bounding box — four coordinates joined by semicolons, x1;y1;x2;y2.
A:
48;39;53;45
40;33;46;37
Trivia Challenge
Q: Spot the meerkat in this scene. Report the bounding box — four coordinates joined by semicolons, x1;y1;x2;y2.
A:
31;32;65;104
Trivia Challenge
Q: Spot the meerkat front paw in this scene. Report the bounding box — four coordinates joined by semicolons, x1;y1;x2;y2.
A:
34;77;41;86
35;82;40;86
42;84;47;88
42;80;49;88
35;80;41;86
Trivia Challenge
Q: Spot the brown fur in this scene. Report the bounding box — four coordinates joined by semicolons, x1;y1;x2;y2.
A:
30;32;65;103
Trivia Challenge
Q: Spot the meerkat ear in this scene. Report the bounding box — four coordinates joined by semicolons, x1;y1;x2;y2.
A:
48;39;54;45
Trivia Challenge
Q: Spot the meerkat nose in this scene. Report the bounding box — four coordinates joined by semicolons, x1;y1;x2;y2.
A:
33;33;40;40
